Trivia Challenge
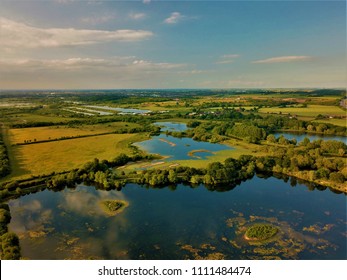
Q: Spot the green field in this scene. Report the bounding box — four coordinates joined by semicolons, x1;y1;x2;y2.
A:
8;122;141;144
0;113;79;125
259;105;346;118
312;119;347;128
6;133;148;180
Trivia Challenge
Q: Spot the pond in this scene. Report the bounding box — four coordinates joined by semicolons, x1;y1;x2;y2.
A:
154;122;188;132
8;176;346;260
274;132;346;144
135;134;233;160
85;105;150;115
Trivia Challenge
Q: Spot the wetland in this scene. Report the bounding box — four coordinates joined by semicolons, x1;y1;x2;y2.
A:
7;176;346;260
0;89;346;260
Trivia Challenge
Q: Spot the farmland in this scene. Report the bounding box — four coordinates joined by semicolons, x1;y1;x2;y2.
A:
5;133;147;180
258;105;345;118
0;89;346;262
8;122;141;144
0;89;346;189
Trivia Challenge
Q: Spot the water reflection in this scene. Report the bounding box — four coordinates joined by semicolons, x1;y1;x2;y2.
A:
154;122;188;132
8;176;347;260
274;132;346;143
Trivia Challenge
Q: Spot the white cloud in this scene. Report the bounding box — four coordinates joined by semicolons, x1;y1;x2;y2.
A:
0;17;153;50
164;12;185;24
0;57;186;70
0;57;188;88
252;56;312;64
143;0;151;4
129;13;146;20
216;54;240;64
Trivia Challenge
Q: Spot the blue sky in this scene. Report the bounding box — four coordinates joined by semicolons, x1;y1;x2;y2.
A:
0;0;345;89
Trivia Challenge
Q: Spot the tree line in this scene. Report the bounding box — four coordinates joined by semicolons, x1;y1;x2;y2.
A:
0;203;20;260
0;132;10;178
183;107;346;137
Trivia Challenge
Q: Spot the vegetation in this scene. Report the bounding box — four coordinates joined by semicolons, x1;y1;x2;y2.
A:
244;224;278;241
1;232;21;260
0;203;20;260
100;200;129;216
0;89;345;259
6;133;149;180
0;132;10;178
259;105;345;118
0;204;11;235
8;122;142;145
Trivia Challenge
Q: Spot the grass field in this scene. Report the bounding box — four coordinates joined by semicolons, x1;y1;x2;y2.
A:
5;133;148;181
8;122;141;144
138;101;192;112
259;105;346;118
312;119;347;128
1;113;79;125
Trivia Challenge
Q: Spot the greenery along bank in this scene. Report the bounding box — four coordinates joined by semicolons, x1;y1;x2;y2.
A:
0;133;10;178
1;134;345;207
0;203;20;260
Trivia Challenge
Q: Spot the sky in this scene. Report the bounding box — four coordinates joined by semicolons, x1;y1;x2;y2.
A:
0;0;345;89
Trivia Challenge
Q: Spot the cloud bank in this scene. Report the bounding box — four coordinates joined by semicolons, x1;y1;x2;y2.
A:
0;17;153;50
252;56;312;64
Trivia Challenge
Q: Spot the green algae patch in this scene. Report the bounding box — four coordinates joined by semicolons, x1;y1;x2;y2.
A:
100;200;129;216
244;223;278;242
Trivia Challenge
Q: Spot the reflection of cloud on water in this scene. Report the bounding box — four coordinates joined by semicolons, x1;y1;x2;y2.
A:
9;199;53;237
57;187;132;259
10;186;132;259
10;199;42;212
61;188;128;217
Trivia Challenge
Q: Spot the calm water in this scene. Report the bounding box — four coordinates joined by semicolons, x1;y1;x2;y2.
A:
86;105;150;114
274;132;346;143
154;122;188;132
8;177;346;260
135;134;233;160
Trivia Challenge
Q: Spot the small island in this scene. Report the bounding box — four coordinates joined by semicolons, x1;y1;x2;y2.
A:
100;200;129;216
244;223;278;242
187;149;212;159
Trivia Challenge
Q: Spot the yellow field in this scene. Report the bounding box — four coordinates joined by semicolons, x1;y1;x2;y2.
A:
259;105;346;117
7;133;147;180
8;122;140;144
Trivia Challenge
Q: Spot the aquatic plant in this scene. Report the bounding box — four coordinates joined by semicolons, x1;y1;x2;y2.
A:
244;223;278;241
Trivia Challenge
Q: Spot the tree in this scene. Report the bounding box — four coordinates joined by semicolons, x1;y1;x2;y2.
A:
266;134;276;143
168;170;178;183
329;172;345;183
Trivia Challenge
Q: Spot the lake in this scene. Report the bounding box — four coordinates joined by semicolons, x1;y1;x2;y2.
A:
85;105;150;115
154;122;188;132
274;132;346;143
8;176;346;260
135;134;233;160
